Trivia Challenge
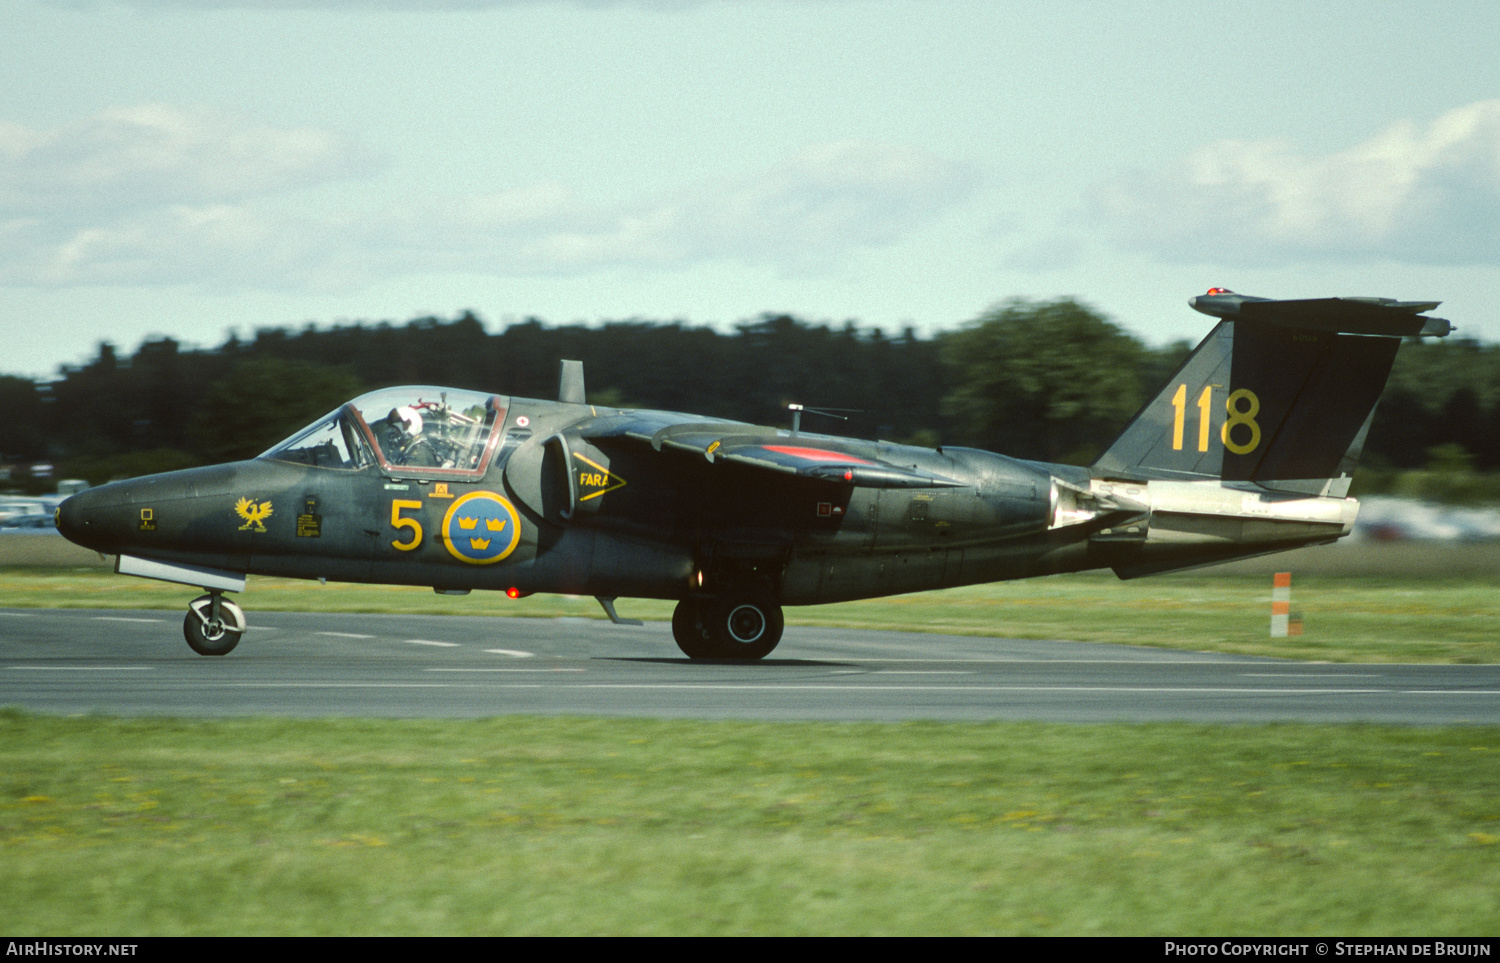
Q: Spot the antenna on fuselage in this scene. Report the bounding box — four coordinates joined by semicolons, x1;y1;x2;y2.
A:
787;404;857;436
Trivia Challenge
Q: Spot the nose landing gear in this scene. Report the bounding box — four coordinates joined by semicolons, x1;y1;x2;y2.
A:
184;592;246;656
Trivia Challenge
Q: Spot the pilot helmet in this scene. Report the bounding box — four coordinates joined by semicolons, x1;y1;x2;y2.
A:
392;406;423;437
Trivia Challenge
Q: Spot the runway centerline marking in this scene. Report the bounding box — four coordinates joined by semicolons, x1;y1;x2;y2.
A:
1240;672;1382;678
9;666;152;671
484;649;534;658
404;639;460;647
425;668;584;673
873;670;975;675
318;632;374;639
92;617;164;623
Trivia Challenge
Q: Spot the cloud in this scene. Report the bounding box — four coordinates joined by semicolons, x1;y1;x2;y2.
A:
679;140;975;271
0;104;381;289
0;104;375;217
1092;99;1500;266
0;111;971;290
347;140;973;279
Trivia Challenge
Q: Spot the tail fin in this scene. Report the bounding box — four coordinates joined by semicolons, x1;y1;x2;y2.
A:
1093;290;1451;496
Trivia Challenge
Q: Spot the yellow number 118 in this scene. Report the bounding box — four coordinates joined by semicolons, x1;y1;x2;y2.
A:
1169;384;1262;455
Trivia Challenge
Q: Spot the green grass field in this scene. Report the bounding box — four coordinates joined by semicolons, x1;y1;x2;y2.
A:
3;567;1499;934
3;713;1498;936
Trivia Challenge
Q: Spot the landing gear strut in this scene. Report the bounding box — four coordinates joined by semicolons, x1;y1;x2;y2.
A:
671;592;784;660
184;592;246;656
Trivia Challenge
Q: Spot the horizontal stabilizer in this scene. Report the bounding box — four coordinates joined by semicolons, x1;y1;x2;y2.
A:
1190;289;1452;337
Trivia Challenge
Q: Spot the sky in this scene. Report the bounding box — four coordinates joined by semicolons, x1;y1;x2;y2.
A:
3;0;1499;380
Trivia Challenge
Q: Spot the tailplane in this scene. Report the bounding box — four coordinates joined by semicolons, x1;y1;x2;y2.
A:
1093;289;1452;496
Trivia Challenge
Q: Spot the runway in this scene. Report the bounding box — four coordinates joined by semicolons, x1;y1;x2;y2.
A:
3;608;1498;724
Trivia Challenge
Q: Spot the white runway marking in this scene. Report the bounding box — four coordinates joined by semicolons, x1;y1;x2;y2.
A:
317;632;374;639
425;667;584;673
93;617;164;623
405;639;460;647
873;670;975;675
484;648;534;658
1240;672;1382;678
10;665;152;671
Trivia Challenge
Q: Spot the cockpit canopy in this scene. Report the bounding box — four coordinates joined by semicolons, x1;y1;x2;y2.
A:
262;386;508;479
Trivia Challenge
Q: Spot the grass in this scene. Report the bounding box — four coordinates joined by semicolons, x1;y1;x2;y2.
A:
3;712;1498;936
3;566;1497;663
5;567;1498;934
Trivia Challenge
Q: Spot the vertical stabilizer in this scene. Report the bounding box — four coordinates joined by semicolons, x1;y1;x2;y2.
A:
1093;291;1448;496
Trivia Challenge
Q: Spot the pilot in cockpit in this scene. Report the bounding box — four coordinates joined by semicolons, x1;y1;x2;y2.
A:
378;406;440;468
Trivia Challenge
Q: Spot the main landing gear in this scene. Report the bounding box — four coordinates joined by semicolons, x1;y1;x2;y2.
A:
671;592;784;660
184;592;246;656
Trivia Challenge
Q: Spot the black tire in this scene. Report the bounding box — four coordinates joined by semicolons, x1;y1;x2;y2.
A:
183;601;243;656
671;598;718;660
704;594;784;660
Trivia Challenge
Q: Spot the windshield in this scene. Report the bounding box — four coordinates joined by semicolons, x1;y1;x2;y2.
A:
264;386;508;478
262;406;374;470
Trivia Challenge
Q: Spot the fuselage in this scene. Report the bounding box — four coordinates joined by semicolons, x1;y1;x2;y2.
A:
56;387;1355;606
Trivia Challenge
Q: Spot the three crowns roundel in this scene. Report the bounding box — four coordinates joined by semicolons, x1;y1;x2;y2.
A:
441;491;521;565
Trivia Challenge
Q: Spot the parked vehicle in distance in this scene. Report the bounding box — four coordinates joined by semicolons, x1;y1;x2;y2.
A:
0;513;59;532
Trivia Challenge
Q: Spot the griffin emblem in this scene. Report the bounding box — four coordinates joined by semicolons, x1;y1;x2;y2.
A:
234;497;273;532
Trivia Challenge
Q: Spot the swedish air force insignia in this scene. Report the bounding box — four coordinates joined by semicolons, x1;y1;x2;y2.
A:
441;491;521;564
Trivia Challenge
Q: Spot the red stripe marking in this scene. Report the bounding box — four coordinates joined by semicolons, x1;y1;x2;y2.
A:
761;445;875;465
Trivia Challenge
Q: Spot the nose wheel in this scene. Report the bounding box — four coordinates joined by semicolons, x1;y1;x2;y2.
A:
184;593;246;656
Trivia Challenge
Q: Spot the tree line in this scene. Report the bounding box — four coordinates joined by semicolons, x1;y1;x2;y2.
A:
3;300;1498;496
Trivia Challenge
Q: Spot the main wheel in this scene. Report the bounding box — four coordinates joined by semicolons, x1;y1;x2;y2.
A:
671;598;718;660
184;595;245;656
704;594;784;660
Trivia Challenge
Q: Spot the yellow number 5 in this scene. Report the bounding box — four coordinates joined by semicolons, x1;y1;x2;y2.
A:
390;499;423;551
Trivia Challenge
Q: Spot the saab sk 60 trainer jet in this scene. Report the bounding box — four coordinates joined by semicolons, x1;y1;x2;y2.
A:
56;290;1453;659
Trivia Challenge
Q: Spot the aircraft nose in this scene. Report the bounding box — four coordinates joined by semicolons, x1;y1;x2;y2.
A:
55;489;96;548
55;485;127;553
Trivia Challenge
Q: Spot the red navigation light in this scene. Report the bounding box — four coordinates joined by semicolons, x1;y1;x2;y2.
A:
1206;287;1232;296
506;587;529;599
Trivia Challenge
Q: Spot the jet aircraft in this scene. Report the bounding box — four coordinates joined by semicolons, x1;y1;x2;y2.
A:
56;290;1453;658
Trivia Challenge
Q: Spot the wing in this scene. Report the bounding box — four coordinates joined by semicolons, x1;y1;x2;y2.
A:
578;411;964;489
